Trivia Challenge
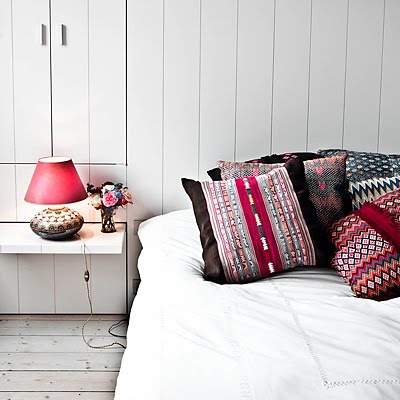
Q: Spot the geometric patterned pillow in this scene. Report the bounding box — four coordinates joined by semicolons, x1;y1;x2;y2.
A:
348;176;400;210
207;152;322;181
217;155;348;230
330;189;400;300
317;148;400;182
182;159;333;284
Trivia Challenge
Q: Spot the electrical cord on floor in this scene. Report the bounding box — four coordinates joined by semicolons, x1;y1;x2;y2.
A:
108;319;128;338
77;233;127;350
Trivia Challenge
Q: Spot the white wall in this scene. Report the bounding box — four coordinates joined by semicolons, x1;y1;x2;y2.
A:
0;0;129;313
127;0;400;220
1;0;400;310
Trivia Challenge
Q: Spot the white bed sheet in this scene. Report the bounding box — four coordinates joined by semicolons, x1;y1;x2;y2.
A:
115;209;400;400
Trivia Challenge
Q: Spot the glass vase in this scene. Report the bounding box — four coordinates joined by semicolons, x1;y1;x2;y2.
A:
101;208;116;233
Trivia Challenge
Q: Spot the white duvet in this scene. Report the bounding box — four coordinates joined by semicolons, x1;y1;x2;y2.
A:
115;210;400;400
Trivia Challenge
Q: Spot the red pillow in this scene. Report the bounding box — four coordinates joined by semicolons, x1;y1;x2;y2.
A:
330;189;400;300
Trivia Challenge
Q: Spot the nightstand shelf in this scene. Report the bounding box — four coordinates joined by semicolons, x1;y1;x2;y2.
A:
0;223;125;254
0;223;127;315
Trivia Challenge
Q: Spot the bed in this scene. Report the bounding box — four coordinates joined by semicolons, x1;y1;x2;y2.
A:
115;209;400;400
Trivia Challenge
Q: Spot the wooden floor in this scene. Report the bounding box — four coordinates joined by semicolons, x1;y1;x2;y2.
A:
0;315;127;400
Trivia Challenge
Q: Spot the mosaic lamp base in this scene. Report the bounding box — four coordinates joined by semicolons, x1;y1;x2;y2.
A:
30;207;84;240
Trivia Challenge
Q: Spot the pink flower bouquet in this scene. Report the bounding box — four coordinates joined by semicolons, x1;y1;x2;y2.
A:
87;182;133;232
87;182;133;213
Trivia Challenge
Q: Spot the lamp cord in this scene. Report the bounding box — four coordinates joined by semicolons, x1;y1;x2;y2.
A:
77;233;127;350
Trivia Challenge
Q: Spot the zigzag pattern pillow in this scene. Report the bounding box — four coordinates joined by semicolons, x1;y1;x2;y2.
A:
330;189;400;301
348;176;400;210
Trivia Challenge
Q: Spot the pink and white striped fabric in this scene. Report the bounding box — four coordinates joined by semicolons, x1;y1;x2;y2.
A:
200;167;316;283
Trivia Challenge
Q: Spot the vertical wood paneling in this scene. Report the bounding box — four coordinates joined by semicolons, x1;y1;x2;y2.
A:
307;0;348;152
198;0;238;179
0;165;17;221
12;0;51;162
378;0;400;154
91;248;126;314
343;0;384;152
272;0;311;153
0;0;15;163
0;255;19;313
163;0;200;213
89;0;126;164
18;254;55;313
51;0;89;162
127;0;163;219
235;0;274;161
55;255;90;313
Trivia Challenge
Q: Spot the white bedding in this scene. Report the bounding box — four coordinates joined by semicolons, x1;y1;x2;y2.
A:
115;209;400;400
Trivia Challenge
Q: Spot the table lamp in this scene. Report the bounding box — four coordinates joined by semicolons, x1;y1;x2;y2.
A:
25;156;88;240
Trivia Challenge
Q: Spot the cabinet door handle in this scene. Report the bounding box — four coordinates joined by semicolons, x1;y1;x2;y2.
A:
40;24;46;45
60;24;66;46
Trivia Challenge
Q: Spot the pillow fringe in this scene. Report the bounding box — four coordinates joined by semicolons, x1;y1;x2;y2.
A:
355;202;400;252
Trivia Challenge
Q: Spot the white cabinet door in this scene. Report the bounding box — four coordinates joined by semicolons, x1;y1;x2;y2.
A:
12;0;52;163
89;0;126;164
51;0;126;164
51;0;89;163
0;0;15;163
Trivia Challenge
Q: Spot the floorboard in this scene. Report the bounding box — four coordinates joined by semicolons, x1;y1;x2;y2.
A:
1;393;115;400
0;315;127;398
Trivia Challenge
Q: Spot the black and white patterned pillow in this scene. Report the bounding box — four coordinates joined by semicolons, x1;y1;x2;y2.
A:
348;176;400;210
317;149;400;182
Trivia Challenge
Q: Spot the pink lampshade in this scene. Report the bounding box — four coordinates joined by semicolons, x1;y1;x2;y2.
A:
25;156;87;205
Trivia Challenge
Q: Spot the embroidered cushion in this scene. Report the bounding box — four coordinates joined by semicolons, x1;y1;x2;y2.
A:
317;149;400;182
207;152;322;181
348;176;400;210
216;155;348;230
182;159;333;284
330;189;400;300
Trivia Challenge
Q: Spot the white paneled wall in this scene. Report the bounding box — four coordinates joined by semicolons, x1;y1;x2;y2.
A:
235;0;274;161
12;0;52;163
127;0;400;220
0;0;14;163
163;0;200;212
272;0;311;153
0;0;127;314
379;0;400;153
307;0;348;151
127;0;163;220
343;0;384;152
1;0;400;312
198;0;237;180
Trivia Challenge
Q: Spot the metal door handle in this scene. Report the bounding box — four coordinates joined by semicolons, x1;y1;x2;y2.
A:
60;24;66;46
40;24;46;45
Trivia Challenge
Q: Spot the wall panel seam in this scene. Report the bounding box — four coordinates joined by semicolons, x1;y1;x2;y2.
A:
305;0;313;151
48;0;54;157
161;0;165;213
377;0;387;152
10;0;16;164
16;254;20;313
197;0;202;179
341;0;350;150
87;0;91;166
125;0;128;166
233;0;239;161
269;0;277;153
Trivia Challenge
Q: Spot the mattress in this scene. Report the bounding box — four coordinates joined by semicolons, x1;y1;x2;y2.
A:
115;209;400;400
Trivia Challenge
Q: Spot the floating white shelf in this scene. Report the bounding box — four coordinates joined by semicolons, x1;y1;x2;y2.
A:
0;223;125;254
